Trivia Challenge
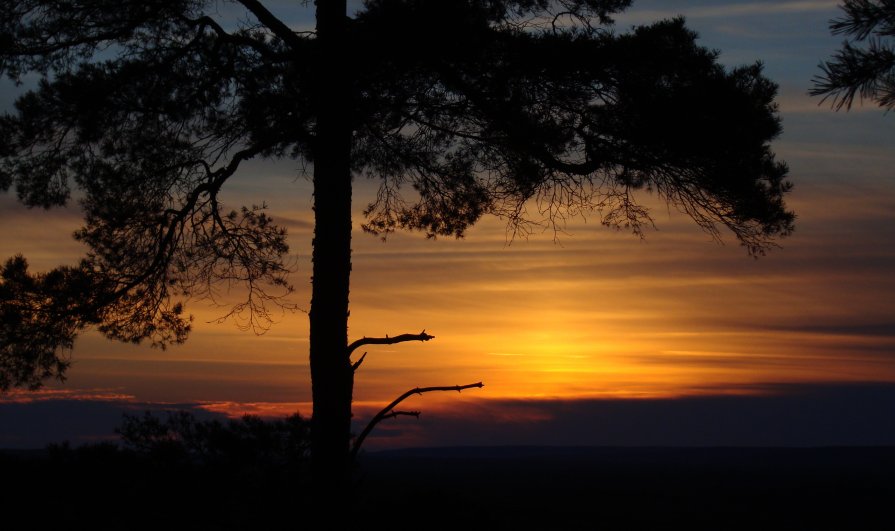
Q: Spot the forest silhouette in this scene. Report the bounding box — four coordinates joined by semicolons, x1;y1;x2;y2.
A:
2;415;893;530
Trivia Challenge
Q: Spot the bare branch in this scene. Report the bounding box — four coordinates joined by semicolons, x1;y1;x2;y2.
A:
347;331;434;357
351;381;484;460
351;351;367;372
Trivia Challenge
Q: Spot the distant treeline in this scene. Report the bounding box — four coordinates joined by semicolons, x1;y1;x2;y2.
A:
2;413;893;530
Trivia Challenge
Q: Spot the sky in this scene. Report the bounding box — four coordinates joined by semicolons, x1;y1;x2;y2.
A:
2;0;894;450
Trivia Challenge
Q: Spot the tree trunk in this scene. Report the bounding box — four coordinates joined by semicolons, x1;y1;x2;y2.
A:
310;0;353;497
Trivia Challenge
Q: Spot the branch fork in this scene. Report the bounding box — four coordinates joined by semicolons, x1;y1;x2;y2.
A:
351;381;484;460
346;329;482;458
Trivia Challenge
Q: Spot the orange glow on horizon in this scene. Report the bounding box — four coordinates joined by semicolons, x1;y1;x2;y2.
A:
3;129;895;416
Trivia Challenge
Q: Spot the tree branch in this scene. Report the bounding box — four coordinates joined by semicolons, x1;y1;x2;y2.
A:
115;145;266;299
351;351;367;372
350;382;484;460
347;331;434;357
186;15;285;61
236;0;307;50
381;410;421;420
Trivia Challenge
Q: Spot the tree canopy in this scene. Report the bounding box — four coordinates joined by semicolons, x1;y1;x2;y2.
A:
1;0;794;488
813;0;895;111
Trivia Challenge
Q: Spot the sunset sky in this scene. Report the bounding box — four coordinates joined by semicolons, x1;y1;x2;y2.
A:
2;0;894;450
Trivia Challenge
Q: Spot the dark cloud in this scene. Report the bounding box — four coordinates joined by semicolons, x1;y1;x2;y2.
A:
4;383;895;450
361;382;895;450
0;399;226;449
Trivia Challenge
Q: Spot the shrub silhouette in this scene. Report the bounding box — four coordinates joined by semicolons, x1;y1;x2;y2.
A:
116;410;311;469
0;412;313;530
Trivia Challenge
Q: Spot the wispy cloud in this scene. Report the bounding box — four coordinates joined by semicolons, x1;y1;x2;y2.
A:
620;1;839;22
683;1;839;18
197;400;309;418
0;387;136;404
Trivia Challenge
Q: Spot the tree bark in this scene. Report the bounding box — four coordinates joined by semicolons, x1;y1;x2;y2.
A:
310;0;353;497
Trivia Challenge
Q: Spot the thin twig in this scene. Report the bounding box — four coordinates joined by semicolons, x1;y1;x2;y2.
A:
351;352;367;372
381;410;421;420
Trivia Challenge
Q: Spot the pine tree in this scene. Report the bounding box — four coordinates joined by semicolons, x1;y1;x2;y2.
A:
1;0;794;494
813;0;895;110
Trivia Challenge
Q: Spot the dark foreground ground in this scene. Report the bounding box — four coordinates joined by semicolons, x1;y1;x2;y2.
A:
2;446;892;530
361;446;895;530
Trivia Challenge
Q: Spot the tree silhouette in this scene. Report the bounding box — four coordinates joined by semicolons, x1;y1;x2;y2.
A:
0;0;794;496
812;0;895;111
116;410;311;467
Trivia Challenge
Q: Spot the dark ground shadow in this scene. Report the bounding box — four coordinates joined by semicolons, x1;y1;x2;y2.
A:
2;445;892;530
356;446;895;530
